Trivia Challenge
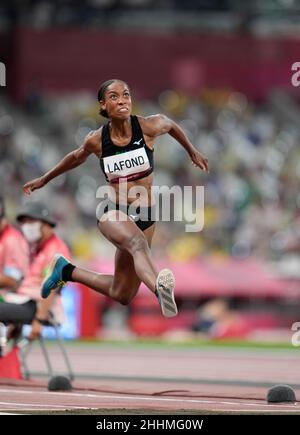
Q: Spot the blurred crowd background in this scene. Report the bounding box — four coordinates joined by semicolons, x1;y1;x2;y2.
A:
1;0;300;34
1;0;300;340
1;87;300;265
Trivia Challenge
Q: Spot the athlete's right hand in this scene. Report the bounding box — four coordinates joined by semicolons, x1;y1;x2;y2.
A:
23;176;46;195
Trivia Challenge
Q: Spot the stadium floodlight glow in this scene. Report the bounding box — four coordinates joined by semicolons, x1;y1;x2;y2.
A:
0;62;5;86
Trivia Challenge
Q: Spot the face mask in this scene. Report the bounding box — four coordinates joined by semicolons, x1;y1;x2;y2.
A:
21;222;42;243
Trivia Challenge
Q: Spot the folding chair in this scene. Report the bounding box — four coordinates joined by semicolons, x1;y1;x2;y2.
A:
18;313;74;381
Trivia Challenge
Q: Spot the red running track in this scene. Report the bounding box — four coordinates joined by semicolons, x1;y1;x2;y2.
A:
0;343;299;414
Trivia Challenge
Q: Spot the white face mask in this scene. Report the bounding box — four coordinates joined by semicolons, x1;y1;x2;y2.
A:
21;222;42;243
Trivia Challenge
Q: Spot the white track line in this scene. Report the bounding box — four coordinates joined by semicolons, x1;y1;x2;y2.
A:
0;412;24;415
0;401;91;409
0;388;298;410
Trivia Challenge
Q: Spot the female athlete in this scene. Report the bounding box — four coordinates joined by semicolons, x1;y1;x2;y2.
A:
23;79;208;318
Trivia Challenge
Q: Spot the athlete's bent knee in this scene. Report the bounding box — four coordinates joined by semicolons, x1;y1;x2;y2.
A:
110;288;134;306
119;294;134;306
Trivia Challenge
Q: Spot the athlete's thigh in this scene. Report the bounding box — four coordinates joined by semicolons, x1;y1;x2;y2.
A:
98;210;141;249
112;224;156;296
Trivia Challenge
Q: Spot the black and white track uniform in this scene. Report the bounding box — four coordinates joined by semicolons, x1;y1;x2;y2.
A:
98;115;155;231
100;115;154;184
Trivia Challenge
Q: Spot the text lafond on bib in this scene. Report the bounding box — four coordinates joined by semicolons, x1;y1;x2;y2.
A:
103;147;150;180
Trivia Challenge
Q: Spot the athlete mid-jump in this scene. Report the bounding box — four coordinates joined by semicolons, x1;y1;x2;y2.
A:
23;79;208;318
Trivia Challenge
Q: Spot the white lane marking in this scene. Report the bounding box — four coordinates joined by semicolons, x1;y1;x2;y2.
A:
0;388;298;410
0;401;89;409
0;412;25;415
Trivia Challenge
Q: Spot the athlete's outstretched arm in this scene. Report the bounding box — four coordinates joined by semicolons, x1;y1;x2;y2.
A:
23;132;101;195
141;114;209;172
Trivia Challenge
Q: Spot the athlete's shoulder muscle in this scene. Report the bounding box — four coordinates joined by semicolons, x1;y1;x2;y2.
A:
73;127;102;162
137;114;172;138
83;127;102;157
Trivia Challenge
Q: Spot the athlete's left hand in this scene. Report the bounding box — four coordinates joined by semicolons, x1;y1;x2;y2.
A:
190;151;209;172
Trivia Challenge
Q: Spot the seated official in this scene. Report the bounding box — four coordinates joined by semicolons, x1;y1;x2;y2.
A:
0;196;29;297
0;201;71;340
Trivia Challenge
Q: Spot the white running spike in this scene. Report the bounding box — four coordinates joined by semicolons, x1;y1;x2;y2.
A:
155;269;177;318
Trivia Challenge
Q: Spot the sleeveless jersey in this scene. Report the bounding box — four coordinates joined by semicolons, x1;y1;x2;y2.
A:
99;115;154;183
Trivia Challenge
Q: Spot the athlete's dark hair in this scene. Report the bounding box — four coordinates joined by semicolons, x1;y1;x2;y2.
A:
97;79;129;118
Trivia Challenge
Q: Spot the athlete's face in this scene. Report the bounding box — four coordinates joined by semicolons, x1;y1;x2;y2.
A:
100;81;132;120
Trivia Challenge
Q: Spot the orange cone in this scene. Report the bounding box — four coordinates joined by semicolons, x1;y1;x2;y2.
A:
0;347;23;379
